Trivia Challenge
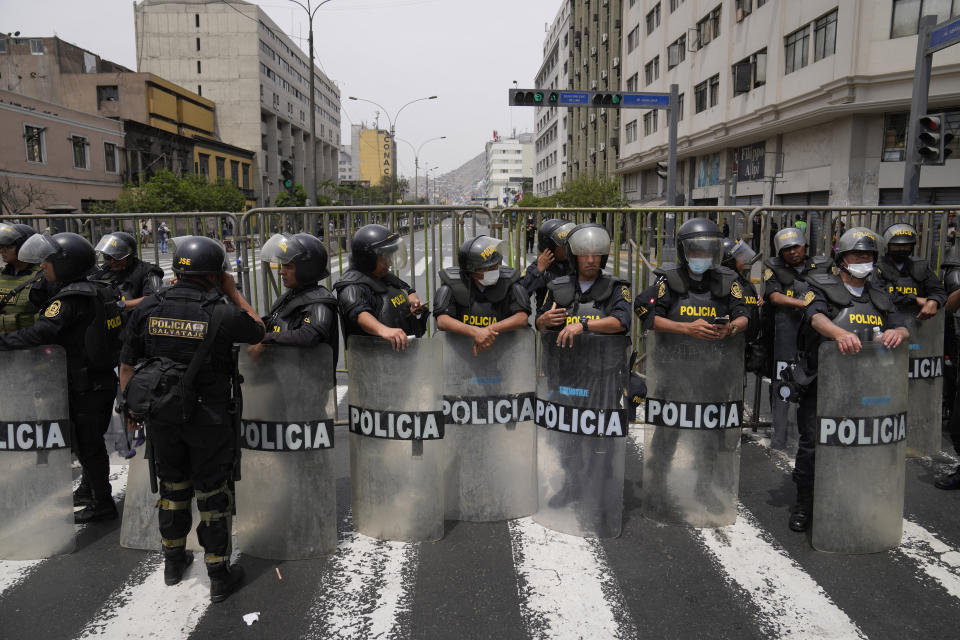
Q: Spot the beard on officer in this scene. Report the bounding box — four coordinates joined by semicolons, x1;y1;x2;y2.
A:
119;236;265;602
535;224;632;346
434;235;530;355
333;224;426;352
784;227;908;533
0;232;122;523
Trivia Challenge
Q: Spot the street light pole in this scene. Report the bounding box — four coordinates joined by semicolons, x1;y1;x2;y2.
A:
287;0;335;205
348;95;438;203
397;136;446;202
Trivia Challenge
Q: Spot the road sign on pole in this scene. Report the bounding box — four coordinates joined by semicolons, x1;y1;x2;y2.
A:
927;15;960;54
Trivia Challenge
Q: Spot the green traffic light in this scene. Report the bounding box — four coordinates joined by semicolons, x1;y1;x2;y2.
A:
284;179;293;188
534;92;543;103
549;92;559;103
611;94;622;105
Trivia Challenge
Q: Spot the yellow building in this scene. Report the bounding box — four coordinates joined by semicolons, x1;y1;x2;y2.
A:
193;139;256;209
353;126;395;185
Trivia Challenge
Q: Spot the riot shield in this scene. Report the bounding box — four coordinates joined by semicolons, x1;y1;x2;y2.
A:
347;336;444;541
533;332;630;538
236;343;337;559
442;329;537;522
0;347;74;559
813;341;908;553
641;333;745;528
903;313;944;458
120;450;201;552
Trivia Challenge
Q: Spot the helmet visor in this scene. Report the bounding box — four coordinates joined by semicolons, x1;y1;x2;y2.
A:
731;240;759;266
550;222;575;247
568;226;611;256
17;233;59;265
95;233;134;262
260;233;304;265
466;236;506;272
681;236;723;267
372;235;408;270
0;224;22;248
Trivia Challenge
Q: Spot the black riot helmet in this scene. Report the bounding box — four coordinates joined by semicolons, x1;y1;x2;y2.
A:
537;219;575;252
350;224;408;274
676;217;723;266
94;231;138;263
260;232;329;284
566;223;611;274
773;227;807;256
882;222;918;250
0;223;36;251
170;235;227;276
458;235;506;273
721;238;759;271
834;227;880;260
18;232;95;283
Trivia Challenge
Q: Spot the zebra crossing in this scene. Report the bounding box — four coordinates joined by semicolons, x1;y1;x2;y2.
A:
2;415;960;639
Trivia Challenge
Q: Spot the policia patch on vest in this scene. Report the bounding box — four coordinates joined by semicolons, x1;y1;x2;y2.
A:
803;290;816;306
764;268;774;281
148;317;209;339
0;421;70;450
620;285;631;303
348;406;444;440
242;419;334;450
730;281;743;299
44;300;61;318
657;281;667;298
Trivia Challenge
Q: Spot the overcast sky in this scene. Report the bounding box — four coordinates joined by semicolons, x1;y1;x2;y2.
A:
2;0;563;177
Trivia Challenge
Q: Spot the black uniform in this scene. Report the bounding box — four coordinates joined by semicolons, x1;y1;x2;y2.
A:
943;268;960;459
520;261;570;309
122;280;264;563
793;274;904;488
434;265;530;325
262;283;339;351
0;278;121;507
333;269;424;342
538;273;632;333
90;258;163;306
874;254;946;314
651;263;750;324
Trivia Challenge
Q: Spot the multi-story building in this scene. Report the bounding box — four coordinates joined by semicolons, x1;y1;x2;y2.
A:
484;133;535;208
617;0;960;210
339;145;354;183
567;0;624;181
350;125;396;187
134;0;341;207
0;89;124;214
534;2;572;196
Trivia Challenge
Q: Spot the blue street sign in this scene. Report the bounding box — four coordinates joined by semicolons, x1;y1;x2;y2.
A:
928;16;960;53
621;94;671;108
558;92;590;105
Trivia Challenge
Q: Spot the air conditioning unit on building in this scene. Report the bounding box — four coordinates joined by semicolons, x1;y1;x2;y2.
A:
589;113;597;123
601;32;608;44
736;8;745;22
612;56;620;68
600;143;606;152
591;46;597;57
600;69;607;80
591;80;598;89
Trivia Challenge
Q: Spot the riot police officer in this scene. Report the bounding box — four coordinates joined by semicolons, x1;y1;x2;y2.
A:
0;223;52;332
434;235;530;354
536;224;631;345
0;232;123;523
333;224;426;351
874;222;945;318
119;236;264;601
648;218;750;338
786;227;907;531
936;262;960;489
520;218;574;305
721;238;761;336
763;227;833;450
90;231;163;311
254;232;338;352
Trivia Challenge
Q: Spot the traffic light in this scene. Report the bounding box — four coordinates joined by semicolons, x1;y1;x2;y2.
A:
280;159;295;191
511;89;544;105
548;91;559;104
656;161;668;180
592;93;622;106
917;114;954;165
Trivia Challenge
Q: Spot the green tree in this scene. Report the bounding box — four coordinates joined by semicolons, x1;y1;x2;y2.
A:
91;170;246;213
515;176;624;209
273;184;308;207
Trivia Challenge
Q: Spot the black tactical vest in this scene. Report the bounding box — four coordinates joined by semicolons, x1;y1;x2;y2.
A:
766;256;832;368
875;255;929;310
92;259;162;302
46;279;123;373
655;264;738;322
265;284;339;351
439;265;521;327
547;273;627;327
336;269;423;338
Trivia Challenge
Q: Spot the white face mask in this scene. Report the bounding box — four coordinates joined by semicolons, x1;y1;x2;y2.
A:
479;269;500;286
844;261;873;279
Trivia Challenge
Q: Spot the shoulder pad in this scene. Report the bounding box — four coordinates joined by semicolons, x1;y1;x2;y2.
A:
333;269;386;293
908;256;929;282
654;263;687;295
439;267;470;307
499;265;521;285
711;266;739;299
868;282;896;313
810;255;833;269
653;262;682;277
764;256;786;268
547;275;576;307
807;272;851;306
56;281;99;298
287;285;337;311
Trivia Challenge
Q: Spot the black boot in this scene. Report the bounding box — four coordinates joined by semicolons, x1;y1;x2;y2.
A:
74;494;118;524
789;486;813;532
208;562;244;603
73;480;93;507
935;467;960;490
163;548;194;586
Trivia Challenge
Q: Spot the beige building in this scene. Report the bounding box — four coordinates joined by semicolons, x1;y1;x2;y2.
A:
134;0;342;206
0;89;123;214
534;2;572;196
617;0;960;209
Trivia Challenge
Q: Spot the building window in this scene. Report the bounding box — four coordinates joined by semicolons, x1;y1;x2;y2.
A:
643;110;658;136
242;164;250;189
626;119;638;143
216;157;226;180
195;13;200;27
708;74;720;107
696;6;722;47
814;9;838;61
694;80;708;113
96;85;119;107
757;0;767;6
71;135;89;169
230;160;240;186
670;0;685;13
784;25;810;74
882;112;909;161
892;0;958;38
627;26;640;53
732;48;766;95
104;142;118;173
29;39;43;55
0;39;7;54
646;3;661;34
668;34;687;68
198;153;210;178
197;60;202;73
24;125;45;163
626;73;638;92
644;56;660;85
196;37;201;51
197;85;202;96
735;0;752;20
677;93;685;120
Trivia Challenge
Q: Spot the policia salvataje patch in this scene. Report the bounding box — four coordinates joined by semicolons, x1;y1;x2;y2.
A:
148;317;209;340
242;419;334;451
0;421;70;450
